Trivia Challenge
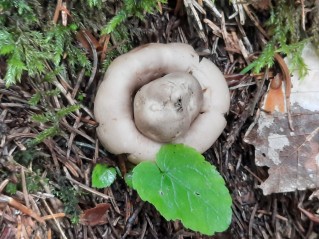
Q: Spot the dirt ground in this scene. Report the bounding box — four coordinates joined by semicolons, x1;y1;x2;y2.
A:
0;1;319;238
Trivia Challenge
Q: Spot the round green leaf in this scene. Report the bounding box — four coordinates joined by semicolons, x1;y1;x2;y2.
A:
92;164;116;188
132;144;232;235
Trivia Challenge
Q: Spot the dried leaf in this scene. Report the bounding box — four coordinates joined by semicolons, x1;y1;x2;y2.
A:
251;0;271;11
263;74;285;113
79;203;110;226
75;30;101;57
244;43;319;195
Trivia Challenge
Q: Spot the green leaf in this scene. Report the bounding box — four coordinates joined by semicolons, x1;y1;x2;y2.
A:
92;164;117;188
124;171;133;188
132;144;232;235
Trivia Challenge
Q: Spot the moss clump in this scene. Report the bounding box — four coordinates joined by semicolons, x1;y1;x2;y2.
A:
243;0;310;78
103;0;167;34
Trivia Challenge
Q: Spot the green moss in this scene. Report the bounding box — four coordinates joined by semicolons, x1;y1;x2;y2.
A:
26;170;49;193
242;0;309;78
53;183;82;223
103;0;167;34
5;182;18;195
30;104;80;144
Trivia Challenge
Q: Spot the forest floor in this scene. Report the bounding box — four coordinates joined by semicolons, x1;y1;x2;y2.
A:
0;0;319;238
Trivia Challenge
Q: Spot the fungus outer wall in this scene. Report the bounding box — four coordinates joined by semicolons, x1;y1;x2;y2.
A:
94;43;230;164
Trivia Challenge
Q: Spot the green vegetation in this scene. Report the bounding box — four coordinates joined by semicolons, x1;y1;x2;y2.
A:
101;25;132;70
92;163;117;188
0;2;88;144
26;170;49;193
100;0;166;68
0;0;90;86
10;143;82;223
93;144;232;235
0;25;90;86
133;144;232;235
86;0;103;8
5;182;18;195
4;168;48;197
0;0;167;86
103;0;167;34
124;171;134;188
1;0;161;144
242;0;311;78
13;146;42;165
30;103;80;144
54;184;82;223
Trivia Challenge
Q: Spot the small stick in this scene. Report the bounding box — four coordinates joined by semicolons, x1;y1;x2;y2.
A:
298;206;319;224
183;0;203;32
250;68;268;116
0;194;45;224
301;0;305;30
42;199;68;239
20;167;30;209
192;0;206;15
203;0;222;18
67;114;82;159
174;0;183;15
106;213;121;239
122;201;145;239
274;53;294;131
83;31;98;91
221;13;234;62
93;138;99;164
248;203;258;239
42;213;66;221
60;120;95;143
71;68;85;99
157;1;163;14
257;210;288;221
16;215;22;239
203;18;222;37
53;0;63;24
243;4;268;39
66;174;112;200
100;34;110;63
243;166;263;183
0;179;9;193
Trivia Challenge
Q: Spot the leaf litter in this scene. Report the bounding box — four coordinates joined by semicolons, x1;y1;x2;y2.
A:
245;43;319;195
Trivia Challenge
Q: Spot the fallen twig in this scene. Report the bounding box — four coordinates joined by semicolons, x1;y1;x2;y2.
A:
0;194;45;224
83;31;98;91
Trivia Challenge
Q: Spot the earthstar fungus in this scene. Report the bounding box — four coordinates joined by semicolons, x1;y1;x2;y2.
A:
94;43;230;164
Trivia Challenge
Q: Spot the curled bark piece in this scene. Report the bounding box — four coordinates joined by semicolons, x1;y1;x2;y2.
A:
94;43;230;163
